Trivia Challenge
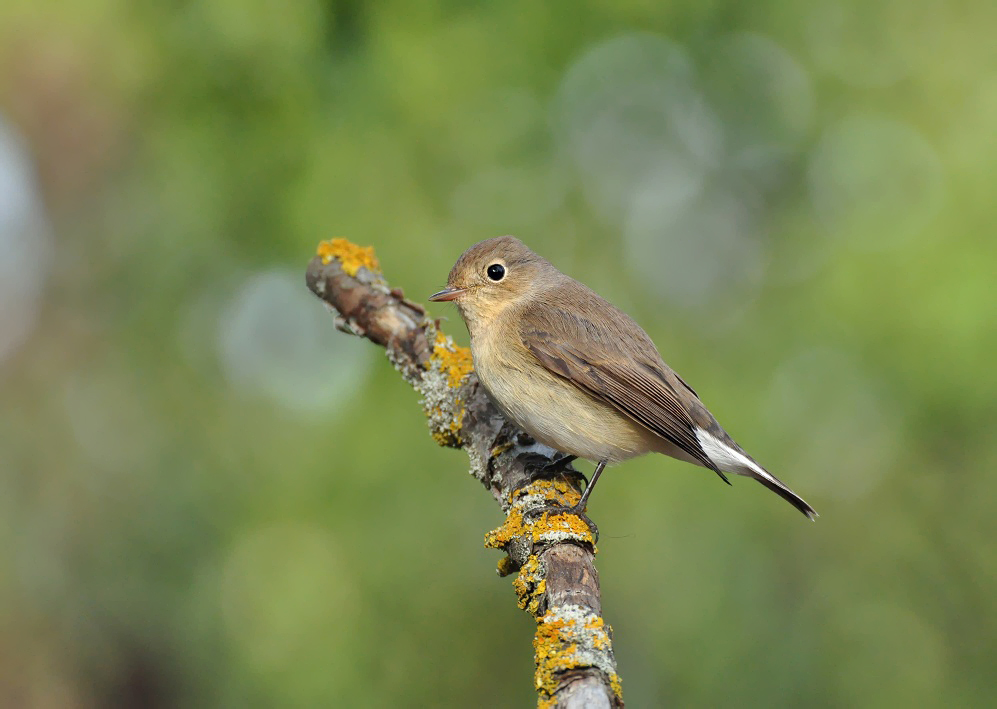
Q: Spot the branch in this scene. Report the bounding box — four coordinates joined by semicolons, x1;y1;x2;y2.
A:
306;239;623;708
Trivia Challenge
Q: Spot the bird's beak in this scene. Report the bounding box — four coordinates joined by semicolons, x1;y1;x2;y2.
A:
428;287;467;302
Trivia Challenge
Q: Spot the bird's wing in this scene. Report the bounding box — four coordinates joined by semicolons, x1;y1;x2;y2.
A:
517;295;725;478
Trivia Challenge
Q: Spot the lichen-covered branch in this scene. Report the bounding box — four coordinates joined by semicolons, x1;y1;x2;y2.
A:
306;239;623;709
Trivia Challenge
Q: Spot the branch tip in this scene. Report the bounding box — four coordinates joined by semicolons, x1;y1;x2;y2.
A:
316;238;381;276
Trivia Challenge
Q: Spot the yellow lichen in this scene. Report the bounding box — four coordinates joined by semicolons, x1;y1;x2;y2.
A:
534;614;579;696
509;477;580;508
429;331;473;387
533;609;621;705
487;477;613;706
609;672;623;700
496;555;518;577
531;580;547;613
537;511;598;546
584;616;609;650
421;331;473;448
316;238;381;276
489;478;597;548
511;556;547;615
484;507;529;550
428;408;464;448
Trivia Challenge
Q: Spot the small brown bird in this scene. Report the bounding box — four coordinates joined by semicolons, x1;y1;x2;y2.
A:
429;236;816;521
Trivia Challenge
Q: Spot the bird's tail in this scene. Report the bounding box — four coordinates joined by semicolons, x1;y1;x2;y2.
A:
695;428;817;520
749;469;817;520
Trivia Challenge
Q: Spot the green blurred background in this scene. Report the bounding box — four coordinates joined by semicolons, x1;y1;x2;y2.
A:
1;0;995;706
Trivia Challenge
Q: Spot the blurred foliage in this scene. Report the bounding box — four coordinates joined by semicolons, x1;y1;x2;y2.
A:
1;0;995;706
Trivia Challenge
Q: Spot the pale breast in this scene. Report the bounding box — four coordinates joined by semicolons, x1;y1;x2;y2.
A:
471;331;658;464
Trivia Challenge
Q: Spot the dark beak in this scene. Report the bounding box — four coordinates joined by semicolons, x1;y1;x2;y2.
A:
428;287;467;302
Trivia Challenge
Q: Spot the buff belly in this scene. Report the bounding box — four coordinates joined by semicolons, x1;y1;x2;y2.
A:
473;343;663;464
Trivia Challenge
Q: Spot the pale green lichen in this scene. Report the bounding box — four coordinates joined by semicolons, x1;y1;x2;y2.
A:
466;446;489;485
415;331;473;447
387;325;474;449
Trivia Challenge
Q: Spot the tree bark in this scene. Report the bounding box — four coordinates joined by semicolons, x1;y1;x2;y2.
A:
305;239;623;708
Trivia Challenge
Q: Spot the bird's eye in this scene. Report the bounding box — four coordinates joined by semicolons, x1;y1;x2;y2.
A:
486;263;506;281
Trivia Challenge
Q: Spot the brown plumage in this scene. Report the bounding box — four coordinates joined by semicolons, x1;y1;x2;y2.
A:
430;236;816;520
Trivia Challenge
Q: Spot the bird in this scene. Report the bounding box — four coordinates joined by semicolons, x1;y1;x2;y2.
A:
428;235;816;522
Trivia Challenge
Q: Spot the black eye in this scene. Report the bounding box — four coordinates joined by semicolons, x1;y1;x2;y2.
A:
486;263;505;281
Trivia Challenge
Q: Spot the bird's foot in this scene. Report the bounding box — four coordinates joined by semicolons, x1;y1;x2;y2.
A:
514;453;586;491
523;503;599;544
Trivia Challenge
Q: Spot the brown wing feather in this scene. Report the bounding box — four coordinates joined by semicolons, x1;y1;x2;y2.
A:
517;292;726;479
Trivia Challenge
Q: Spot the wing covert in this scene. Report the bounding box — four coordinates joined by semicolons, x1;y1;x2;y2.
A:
519;307;722;476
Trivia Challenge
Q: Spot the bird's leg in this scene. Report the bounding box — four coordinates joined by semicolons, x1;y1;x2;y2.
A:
523;460;606;542
576;460;605;511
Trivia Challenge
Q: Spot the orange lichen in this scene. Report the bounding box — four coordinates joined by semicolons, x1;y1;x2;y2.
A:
496;555;519;577
484;507;529;550
422;330;473;447
537;511;598;546
429;331;473;387
511;556;547;615
533;613;580;697
609;672;623;701
509;477;580;508
486;478;597;549
531;580;547;612
584;616;610;650
316;238;381;276
487;475;617;706
533;609;622;705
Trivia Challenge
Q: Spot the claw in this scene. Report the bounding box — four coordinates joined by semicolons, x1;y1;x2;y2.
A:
513;454;584;496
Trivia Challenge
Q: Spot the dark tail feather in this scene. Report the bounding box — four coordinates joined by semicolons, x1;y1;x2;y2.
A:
753;473;818;520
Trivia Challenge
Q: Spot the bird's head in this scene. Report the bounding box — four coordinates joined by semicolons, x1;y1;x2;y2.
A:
429;236;554;327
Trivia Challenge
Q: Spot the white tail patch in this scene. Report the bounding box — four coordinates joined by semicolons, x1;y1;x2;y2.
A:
695;428;777;483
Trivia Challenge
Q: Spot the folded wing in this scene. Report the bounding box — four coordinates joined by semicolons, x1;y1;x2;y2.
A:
518;299;728;482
